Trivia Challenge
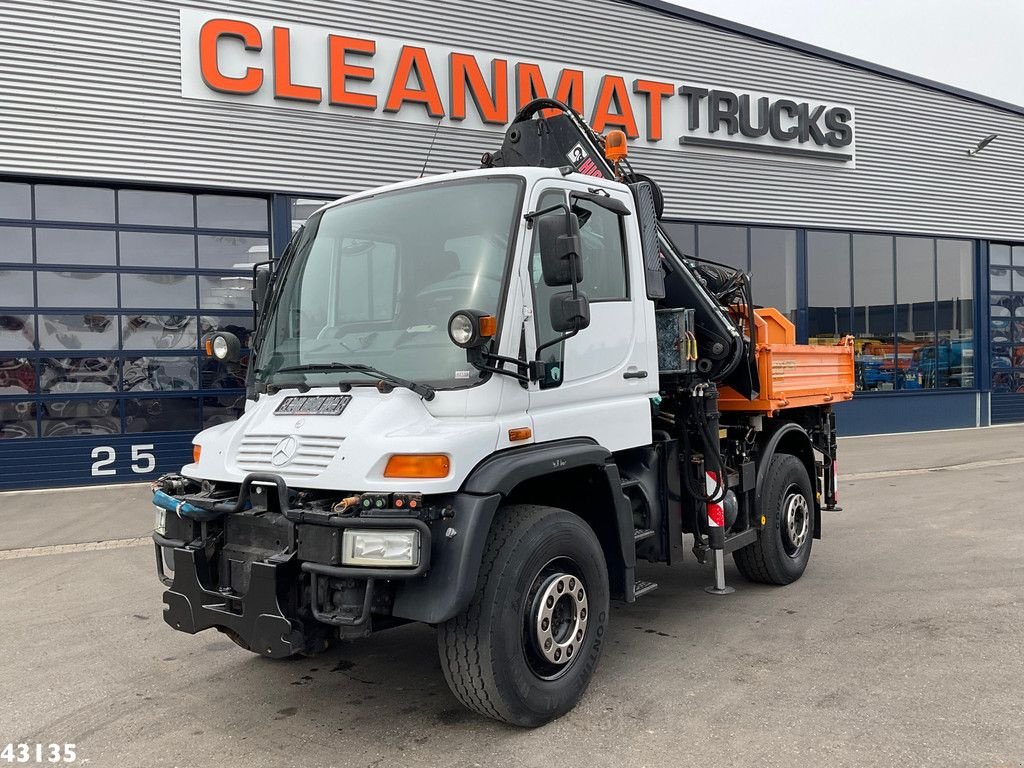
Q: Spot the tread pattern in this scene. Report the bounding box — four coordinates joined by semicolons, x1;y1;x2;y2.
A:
437;504;554;724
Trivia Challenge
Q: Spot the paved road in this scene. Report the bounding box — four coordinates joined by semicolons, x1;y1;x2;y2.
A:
2;426;1022;768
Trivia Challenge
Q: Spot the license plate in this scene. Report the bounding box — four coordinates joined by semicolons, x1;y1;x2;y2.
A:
155;508;167;536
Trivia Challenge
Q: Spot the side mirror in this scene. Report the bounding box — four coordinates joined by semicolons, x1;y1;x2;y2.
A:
538;212;583;287
549;292;590;333
253;266;272;314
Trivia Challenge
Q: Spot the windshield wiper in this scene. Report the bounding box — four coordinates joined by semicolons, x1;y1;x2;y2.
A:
271;363;436;401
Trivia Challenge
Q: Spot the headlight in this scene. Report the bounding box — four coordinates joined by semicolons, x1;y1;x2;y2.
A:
341;529;420;568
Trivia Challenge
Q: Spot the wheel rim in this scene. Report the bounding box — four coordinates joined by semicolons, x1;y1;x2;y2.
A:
781;486;810;557
523;558;588;680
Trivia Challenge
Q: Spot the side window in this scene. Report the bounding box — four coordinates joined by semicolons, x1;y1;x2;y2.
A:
531;190;568;389
572;196;628;301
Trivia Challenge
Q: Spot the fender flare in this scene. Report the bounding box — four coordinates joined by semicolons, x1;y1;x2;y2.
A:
756;423;821;538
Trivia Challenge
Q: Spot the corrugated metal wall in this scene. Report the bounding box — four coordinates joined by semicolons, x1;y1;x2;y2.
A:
0;0;1022;239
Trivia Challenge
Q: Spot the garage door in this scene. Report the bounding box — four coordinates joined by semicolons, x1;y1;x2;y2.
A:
989;244;1024;424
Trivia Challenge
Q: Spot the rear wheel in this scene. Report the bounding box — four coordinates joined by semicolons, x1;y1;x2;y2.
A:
437;504;609;727
734;453;813;585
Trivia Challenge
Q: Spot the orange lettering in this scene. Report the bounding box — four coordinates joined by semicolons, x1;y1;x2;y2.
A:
450;54;508;124
592;75;639;138
516;62;548;109
633;79;674;141
199;18;263;95
553;69;585;115
384;46;445;117
328;35;376;110
273;27;321;102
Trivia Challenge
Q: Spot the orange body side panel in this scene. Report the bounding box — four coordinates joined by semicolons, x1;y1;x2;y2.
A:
719;308;855;413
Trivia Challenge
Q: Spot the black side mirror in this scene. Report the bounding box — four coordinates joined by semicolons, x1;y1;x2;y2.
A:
538;212;583;287
549;292;590;333
253;266;272;314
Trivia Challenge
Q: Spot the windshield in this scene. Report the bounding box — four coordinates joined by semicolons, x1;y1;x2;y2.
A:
254;177;524;390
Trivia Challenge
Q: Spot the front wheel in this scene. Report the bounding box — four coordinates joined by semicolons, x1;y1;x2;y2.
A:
437;504;609;727
733;453;814;585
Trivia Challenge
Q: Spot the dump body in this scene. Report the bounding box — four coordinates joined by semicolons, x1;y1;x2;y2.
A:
718;308;855;413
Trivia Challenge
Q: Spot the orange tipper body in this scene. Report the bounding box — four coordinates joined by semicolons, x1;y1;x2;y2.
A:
718;308;855;413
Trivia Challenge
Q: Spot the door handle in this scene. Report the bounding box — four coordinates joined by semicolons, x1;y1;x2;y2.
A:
623;370;648;379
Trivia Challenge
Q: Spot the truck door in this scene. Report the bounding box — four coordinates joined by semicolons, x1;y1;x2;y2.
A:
524;183;657;451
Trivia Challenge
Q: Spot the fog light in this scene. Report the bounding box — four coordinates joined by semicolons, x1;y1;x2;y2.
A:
341;529;420;568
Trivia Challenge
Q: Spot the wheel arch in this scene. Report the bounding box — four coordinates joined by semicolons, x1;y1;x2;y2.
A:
757;423;821;538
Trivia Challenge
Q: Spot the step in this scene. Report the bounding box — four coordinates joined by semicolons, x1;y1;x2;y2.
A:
620;477;641;490
634;580;659;599
633;528;656;544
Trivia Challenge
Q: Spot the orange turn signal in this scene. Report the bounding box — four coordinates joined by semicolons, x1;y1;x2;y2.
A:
204;338;214;356
384;454;451;479
479;315;497;338
605;130;628;163
193;444;202;463
508;427;532;442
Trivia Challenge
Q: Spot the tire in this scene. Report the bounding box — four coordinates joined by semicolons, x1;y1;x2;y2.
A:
437;504;609;727
733;453;813;585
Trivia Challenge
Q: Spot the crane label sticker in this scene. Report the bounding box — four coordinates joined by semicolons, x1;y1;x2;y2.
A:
567;142;587;165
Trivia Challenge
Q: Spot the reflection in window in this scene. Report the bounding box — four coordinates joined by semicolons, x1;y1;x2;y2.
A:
751;228;797;322
198;235;269;270
37;271;117;308
0;182;31;220
572;196;628;300
697;224;747;271
125;396;200;433
118;190;194;227
36;228;116;266
662;222;695;256
39;314;118;351
123;315;197;350
199;273;252;310
0;270;33;307
201;355;248;389
895;237;935;390
35;185;115;224
203;394;245;428
807;231;851;344
0;400;35;439
936;240;974;389
853;234;896;391
120;272;197;309
40;399;120;438
122;356;199;392
0;314;35;351
119;232;195;268
199;315;253;348
39;357;117;394
0;227;32;263
196;195;268;232
0;357;36;395
290;198;333;234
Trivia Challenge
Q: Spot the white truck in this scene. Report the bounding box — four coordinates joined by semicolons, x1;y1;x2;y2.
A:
150;100;854;727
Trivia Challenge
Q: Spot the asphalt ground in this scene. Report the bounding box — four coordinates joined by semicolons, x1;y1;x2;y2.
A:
1;425;1022;768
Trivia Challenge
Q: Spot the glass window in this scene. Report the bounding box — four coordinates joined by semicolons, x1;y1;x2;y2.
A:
0;227;32;263
35;185;115;223
120;272;197;309
37;271;116;308
40;398;120;438
571;196;628;300
118;190;194;227
662;221;695;256
0;314;35;351
123;315;198;350
39;357;118;394
36;228;116;266
936;240;974;389
530;190;568;389
895;237;935;390
0;357;36;395
0;182;31;220
852;234;896;392
198;235;269;270
289;198;333;234
201;355;248;389
119;232;195;268
0;269;33;307
122;356;199;392
202;394;245;429
697;224;747;271
750;228;797;321
196;195;268;232
0;400;36;439
1013;246;1024;292
807;231;850;345
125;396;200;433
199;274;252;310
38;314;118;351
199;314;253;348
990;244;1011;265
321;239;399;323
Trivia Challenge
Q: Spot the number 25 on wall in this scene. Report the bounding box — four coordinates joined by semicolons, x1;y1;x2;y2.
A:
90;444;156;477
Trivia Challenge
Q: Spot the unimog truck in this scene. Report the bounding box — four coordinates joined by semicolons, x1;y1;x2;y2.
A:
150;99;855;727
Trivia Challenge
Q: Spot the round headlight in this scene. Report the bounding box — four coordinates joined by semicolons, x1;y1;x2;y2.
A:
212;335;230;360
448;313;475;347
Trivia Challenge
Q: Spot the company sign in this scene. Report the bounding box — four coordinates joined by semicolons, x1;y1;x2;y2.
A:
179;9;856;163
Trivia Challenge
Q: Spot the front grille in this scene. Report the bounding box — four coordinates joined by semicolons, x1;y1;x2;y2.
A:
235;434;344;478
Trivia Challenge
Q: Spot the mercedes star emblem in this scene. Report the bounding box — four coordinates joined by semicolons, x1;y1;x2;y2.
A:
271;436;299;467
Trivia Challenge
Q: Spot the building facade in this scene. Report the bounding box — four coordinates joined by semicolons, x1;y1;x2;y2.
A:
0;0;1022;489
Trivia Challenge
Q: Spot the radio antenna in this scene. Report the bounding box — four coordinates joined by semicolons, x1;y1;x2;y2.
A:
419;117;444;178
